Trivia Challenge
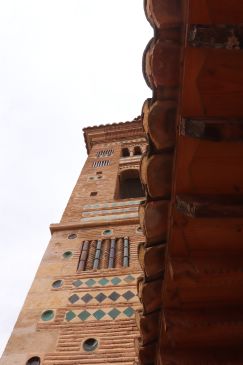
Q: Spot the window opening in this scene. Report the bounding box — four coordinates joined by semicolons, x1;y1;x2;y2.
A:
123;237;129;267
77;237;130;271
77;241;89;271
121;147;130;157
90;192;97;196
83;338;98;352
117;169;144;199
26;357;41;365
93;240;102;269
134;146;142;155
96;149;113;158
93;160;110;168
68;233;77;240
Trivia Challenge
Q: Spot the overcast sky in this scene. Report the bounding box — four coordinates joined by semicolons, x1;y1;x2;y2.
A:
0;0;152;356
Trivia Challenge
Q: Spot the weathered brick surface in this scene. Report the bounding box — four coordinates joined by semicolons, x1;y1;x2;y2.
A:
0;120;146;365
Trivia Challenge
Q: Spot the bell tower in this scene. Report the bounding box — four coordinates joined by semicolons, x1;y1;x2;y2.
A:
0;118;147;365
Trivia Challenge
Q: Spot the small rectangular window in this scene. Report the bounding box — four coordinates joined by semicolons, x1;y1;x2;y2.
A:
96;149;114;158
92;160;110;168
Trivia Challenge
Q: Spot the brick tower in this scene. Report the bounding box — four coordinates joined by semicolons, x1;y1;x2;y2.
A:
0;118;146;365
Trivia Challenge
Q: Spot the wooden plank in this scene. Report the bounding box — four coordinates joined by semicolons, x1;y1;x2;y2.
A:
170;211;243;255
162;308;243;348
176;194;243;218
182;48;243;118
173;137;243;194
189;0;243;24
159;347;243;364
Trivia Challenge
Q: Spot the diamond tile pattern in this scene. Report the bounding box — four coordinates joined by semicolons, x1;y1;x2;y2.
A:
85;279;96;287
123;307;134;317
81;293;93;303
78;310;91;321
72;275;136;288
111;277;121;285
124;275;135;282
66;311;76;321
68;294;79;304
65;307;135;322
98;278;109;286
72;279;83;287
108;308;121;319
93;309;106;320
95;293;107;303
122;290;135;301
108;291;120;301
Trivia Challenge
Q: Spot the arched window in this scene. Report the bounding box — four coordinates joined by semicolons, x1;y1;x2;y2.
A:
134;146;142;155
121;147;130;157
118;169;144;199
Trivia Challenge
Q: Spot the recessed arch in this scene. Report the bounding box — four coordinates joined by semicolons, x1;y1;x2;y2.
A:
121;147;130;157
117;169;144;199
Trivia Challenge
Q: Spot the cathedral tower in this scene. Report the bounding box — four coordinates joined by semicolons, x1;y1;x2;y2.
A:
0;119;146;365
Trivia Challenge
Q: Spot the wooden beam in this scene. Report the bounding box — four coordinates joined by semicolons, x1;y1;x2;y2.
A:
142;100;176;151
136;309;160;345
138;243;166;279
139;200;169;243
176;194;243;218
181;119;243;141
137;276;163;314
140;153;173;199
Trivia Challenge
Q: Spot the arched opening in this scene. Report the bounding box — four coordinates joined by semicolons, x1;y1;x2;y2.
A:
134;146;142;155
26;357;41;365
121;147;130;157
117;169;144;199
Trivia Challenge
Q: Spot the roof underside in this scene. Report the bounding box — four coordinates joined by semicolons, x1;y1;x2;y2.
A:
136;1;243;364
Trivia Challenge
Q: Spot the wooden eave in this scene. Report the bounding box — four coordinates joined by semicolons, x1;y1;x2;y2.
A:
137;1;243;364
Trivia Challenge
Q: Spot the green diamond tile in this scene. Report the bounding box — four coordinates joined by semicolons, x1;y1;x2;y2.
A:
66;311;76;322
93;309;106;320
98;278;109;286
85;278;96;287
123;307;134;318
111;277;121;285
78;310;91;321
124;275;135;283
108;308;121;319
72;279;83;287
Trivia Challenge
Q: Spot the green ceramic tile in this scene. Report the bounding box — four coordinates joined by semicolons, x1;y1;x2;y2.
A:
66;311;76;322
98;278;109;286
78;310;91;321
108;308;121;319
85;278;96;287
123;307;134;318
93;309;106;320
111;277;121;285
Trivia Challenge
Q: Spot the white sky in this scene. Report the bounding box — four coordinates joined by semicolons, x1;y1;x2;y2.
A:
0;0;152;356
